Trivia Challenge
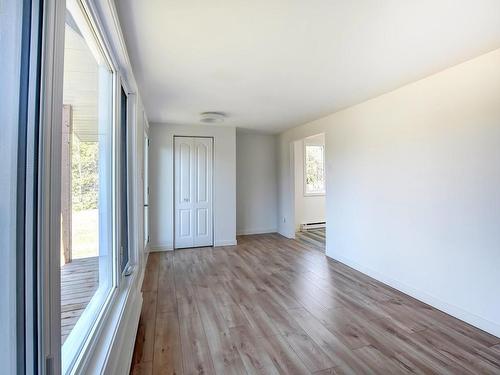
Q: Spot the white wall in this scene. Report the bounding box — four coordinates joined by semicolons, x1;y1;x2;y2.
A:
236;131;278;235
278;49;500;337
294;134;326;230
149;124;236;250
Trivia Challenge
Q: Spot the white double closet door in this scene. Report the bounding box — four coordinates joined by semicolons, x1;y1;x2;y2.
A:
174;136;213;249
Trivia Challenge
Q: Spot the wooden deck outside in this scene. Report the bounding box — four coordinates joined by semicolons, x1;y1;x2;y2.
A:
61;256;98;343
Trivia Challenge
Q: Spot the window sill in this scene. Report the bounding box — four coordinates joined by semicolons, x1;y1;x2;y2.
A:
74;269;142;375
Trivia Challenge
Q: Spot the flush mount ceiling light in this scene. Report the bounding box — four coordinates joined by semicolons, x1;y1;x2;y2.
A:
200;112;226;124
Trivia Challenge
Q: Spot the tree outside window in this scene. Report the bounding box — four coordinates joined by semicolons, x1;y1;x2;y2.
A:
304;144;325;195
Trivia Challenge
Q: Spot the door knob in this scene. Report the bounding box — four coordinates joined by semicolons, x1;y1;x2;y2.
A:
183;198;189;202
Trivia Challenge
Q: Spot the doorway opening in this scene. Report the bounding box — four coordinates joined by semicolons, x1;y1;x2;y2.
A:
293;133;326;252
173;136;214;249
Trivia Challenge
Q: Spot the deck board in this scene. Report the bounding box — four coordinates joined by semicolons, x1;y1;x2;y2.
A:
60;256;98;343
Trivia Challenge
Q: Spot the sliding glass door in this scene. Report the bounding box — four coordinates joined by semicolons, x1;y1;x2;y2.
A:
3;0;138;373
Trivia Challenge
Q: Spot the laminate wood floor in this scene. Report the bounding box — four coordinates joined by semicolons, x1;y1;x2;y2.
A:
296;228;326;252
130;233;500;375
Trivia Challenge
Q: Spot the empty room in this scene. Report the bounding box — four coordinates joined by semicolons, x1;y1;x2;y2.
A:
2;1;500;374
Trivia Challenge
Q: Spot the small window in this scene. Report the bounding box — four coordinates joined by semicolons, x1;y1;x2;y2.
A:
304;144;325;195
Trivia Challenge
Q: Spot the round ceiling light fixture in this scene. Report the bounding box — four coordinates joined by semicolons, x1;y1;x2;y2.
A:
200;112;226;124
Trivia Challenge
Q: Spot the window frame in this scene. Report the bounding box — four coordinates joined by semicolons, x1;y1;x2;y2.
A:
60;0;120;373
303;143;326;197
1;0;44;372
120;86;130;274
143;125;150;250
119;83;137;277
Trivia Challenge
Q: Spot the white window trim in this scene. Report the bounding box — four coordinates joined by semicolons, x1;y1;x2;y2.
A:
303;143;326;197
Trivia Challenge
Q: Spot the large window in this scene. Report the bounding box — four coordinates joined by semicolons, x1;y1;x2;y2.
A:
60;4;115;372
304;144;325;195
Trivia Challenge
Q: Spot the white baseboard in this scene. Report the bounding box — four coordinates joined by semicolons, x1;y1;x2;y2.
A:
214;239;237;247
328;252;500;338
237;228;277;235
149;243;173;252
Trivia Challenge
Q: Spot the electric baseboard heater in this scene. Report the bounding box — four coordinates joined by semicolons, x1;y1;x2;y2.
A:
300;221;326;231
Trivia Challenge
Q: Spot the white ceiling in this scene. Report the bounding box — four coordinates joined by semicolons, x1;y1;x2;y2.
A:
115;0;500;133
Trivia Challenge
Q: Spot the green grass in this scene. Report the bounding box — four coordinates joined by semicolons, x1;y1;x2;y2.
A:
72;208;99;259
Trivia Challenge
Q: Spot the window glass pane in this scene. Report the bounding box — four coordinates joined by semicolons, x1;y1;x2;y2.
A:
305;145;325;194
60;7;114;372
